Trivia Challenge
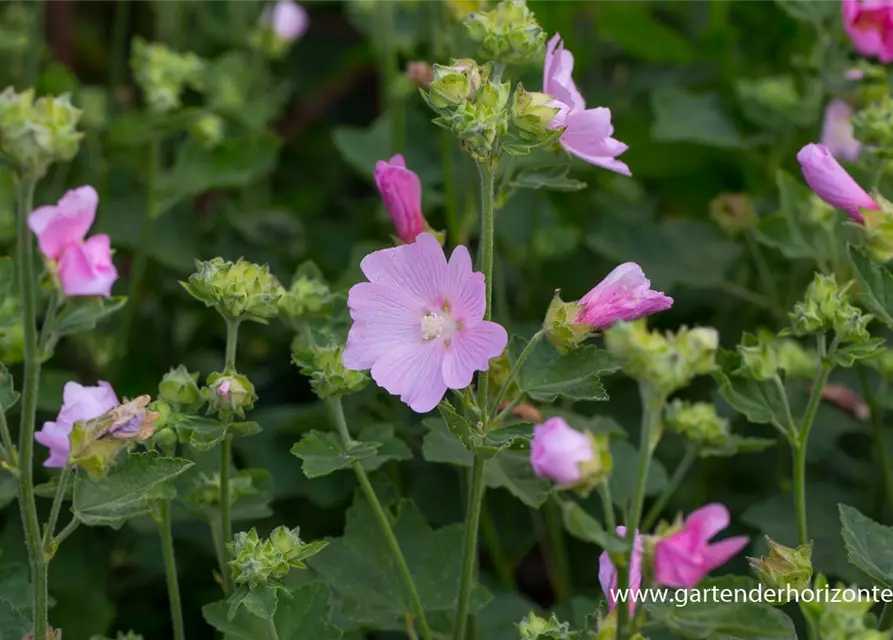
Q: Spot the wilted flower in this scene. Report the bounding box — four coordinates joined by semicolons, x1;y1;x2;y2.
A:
406;61;434;88
842;0;893;63
35;381;118;467
374;154;426;244
599;526;644;613
543;34;630;175
821;100;861;162
530;417;611;487
654;503;749;588
797;143;878;222
342;233;507;413
819;384;870;421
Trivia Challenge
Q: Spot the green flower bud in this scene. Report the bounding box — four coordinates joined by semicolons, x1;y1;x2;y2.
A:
675;326;719;378
518;612;575;639
853;95;893;157
809;574;890;640
159;365;203;411
747;536;813;601
576;432;613;495
206;370;257;418
228;526;326;589
736;333;779;381
269;525;302;555
710;193;757;237
426;60;483;110
776;338;818;379
465;0;547;65
510;83;560;141
860;196;893;264
279;261;333;320
292;344;369;398
543;293;588;352
0;87;83;179
189;112;225;148
130;37;204;113
181;257;285;322
789;274;872;344
665;400;730;449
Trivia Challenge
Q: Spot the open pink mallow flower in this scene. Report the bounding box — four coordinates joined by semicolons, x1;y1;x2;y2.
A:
262;0;309;41
577;263;673;328
599;526;644;613
342;233;508;413
797;143;879;223
35;381;119;467
821;100;861;162
27;186;98;261
57;234;118;297
843;0;893;63
374;154;425;243
654;503;749;589
530;417;593;485
543;33;630;176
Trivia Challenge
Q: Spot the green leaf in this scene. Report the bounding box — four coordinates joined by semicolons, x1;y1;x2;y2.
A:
509;336;615;403
699;435;777;458
776;0;839;21
839;504;893;587
73;452;194;527
438;400;478;449
172;415;228;452
0;363;18;411
229;421;263;439
560;501;627;553
510;167;587;193
646;576;796;640
596;2;695;63
357;425;413;471
651;87;744;148
203;583;342;640
715;350;791;432
228;584;279;621
290;430;380;478
52;297;127;338
849;245;893;327
0;600;30;640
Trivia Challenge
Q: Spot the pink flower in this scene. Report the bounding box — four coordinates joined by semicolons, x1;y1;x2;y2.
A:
797;143;879;222
374;154;425;243
654;503;749;589
821;100;861;162
218;380;231;397
599;526;644;613
843;0;893;63
576;263;673;328
262;0;309;41
35;381;119;467
27;186;98;261
846;68;866;80
530;417;593;485
543;34;630;176
57;234;118;297
342;233;507;413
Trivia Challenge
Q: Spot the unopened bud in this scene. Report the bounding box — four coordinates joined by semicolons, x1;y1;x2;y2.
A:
510;84;560;142
426;60;483;110
181;257;285;322
860;195;893;264
736;333;779;381
279;261;332;320
206;371;256;418
748;537;813;602
819;384;870;421
665;400;730;449
543;293;589;352
465;0;546;65
518;612;571;639
190;112;225;148
789;274;872;345
159;364;202;411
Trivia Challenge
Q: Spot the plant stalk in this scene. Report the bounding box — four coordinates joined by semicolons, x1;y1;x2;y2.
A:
490;329;543;418
42;465;72;552
216;316;240;596
858;366;893;517
642;446;697;531
159;500;186;640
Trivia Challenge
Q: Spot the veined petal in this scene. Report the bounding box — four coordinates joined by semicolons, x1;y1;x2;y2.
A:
442;321;508;389
370;341;447;413
444;244;486;324
359;233;447;307
343;282;423;370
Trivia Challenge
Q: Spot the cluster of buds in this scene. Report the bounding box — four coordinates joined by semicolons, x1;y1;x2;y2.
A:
853;93;893;159
205;369;257;419
130;37;204;113
747;536;813;603
604;321;719;396
228;526;327;589
292;342;368;398
710;193;757;237
0;87;83;179
249;0;309;60
181;257;285;323
664;400;730;450
736;332;820;381
465;0;547;66
789;274;872;345
803;575;889;640
279;261;334;321
158;365;203;412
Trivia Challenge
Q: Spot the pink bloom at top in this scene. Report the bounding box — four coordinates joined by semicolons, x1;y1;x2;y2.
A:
821;100;861;162
530;417;593;485
262;0;309;41
654;503;749;589
543;34;630;176
843;0;893;63
27;186;98;260
57;234;118;297
35;381;119;468
576;263;673;328
374;154;425;244
342;233;508;413
797;143;879;222
599;526;644;613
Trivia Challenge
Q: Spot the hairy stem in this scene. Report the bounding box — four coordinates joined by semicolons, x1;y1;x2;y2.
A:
216;317;240;596
159;500;186;640
490;330;543;419
599;483;616;532
544;498;571;601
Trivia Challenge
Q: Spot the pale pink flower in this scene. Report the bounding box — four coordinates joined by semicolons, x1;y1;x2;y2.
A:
35;381;119;467
342;233;507;413
262;0;309;41
654;503;749;589
576;263;672;328
57;235;118;297
599;526;644;613
846;68;866;80
530;417;593;485
374;154;425;243
218;380;231;397
843;0;893;63
797;143;879;222
821;100;861;162
27;186;98;261
543;34;630;176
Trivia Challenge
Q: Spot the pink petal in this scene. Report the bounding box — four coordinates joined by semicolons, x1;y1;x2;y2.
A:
359;233;447;307
529;418;593;484
543;33;585;113
598;526;643;613
370;341;447;413
269;0;308;40
374;156;424;243
444;245;485;324
797;143;878;220
684;503;731;541
442;321;507;390
654;534;706;588
343;282;423;370
703;536;749;573
576;263;672;328
57;235;118;297
821;100;861;162
27;186;98;260
561;108;631;176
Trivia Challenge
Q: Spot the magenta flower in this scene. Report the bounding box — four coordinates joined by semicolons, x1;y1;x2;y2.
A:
342;233;507;413
530;417;593;485
57;234;118;297
374;154;426;244
35;381;119;467
654;503;749;589
262;0;309;41
576;263;673;328
797;143;879;222
599;526;644;613
843;0;893;63
821;100;861;162
543;34;630;176
27;186;98;261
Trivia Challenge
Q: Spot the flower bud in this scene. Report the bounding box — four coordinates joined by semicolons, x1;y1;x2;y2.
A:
710;193;757;237
789;274;872;344
860;195;893;263
250;0;309;59
665;400;730;449
279;261;332;321
748;537;813;601
158;365;202;411
542;293;588;352
530;417;612;492
292;344;369;398
510;84;560;142
518;612;572;639
269;525;302;555
181;257;285;322
426;61;483;110
447;0;485;22
736;333;779;381
406;61;434;88
465;0;547;66
206;371;256;418
853;95;893;158
228;525;325;589
130;38;204;113
189;112;225;148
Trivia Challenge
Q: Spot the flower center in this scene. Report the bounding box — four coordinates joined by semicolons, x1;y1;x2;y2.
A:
420;311;457;342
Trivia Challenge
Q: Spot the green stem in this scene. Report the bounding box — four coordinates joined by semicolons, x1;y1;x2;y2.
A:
42;465;71;551
441;130;460;246
224;317;240;369
479;501;515;590
216;317;240;597
37;289;58;357
25;0;44;89
642;446;697;531
454;456;484;640
880;602;893;631
544;498;571;601
745;231;778;303
16;176;48;640
490;330;543;418
599;483;616;532
476;163;496;410
267;619;280;640
108;0;132;113
858;366;893;517
159;500;185;640
326;397;431;640
376;0;403;155
53;519;78;548
771;374;798;440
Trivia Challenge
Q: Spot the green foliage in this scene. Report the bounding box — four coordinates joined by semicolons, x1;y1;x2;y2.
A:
839;504;893;587
508;335;615;402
